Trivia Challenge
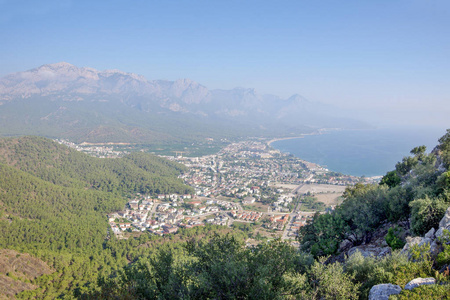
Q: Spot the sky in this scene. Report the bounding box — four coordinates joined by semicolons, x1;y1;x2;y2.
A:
1;0;449;128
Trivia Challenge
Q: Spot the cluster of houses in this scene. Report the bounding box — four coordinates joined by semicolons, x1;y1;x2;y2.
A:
205;214;230;226
230;211;263;222
174;140;311;200
56;139;127;158
172;140;376;203
205;199;240;211
286;214;310;237
267;214;290;231
108;193;250;236
271;194;294;212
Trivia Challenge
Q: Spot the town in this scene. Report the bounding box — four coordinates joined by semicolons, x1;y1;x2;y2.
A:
101;139;378;243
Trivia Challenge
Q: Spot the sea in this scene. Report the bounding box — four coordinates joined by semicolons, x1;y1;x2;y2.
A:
270;127;446;177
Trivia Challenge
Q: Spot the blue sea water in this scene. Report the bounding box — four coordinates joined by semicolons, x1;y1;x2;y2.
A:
271;127;446;177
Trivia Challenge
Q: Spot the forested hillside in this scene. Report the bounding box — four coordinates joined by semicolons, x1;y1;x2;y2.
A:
0;136;194;297
0;136;192;194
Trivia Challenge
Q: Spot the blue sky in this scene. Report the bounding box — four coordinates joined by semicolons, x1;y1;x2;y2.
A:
1;0;449;127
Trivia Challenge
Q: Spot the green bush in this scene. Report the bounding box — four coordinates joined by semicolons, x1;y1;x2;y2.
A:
437;229;450;268
410;197;448;236
345;251;414;298
380;170;401;188
309;257;361;300
385;226;406;250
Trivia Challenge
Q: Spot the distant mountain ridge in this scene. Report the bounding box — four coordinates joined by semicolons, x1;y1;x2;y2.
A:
0;62;368;143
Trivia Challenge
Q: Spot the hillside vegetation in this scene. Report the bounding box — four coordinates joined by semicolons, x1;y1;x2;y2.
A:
1;131;450;299
0;136;192;194
0;137;194;297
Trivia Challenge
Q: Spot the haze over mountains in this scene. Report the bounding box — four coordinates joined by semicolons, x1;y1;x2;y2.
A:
0;63;368;143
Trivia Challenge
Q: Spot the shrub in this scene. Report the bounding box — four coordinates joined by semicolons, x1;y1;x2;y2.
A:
410;197;448;236
309;258;361;300
385;226;406;250
437;229;450;268
380;170;401;188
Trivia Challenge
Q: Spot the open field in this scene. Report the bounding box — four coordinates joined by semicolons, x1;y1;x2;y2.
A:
269;183;298;190
315;193;344;206
242;201;269;212
296;183;347;194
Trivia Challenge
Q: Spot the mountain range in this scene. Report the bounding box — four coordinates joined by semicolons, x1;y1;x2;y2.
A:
0;62;368;143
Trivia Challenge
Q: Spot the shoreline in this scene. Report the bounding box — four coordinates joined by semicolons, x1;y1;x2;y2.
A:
267;128;342;147
267;136;305;146
266;130;385;179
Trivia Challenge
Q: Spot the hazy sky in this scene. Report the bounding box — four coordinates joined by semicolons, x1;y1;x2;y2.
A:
1;0;449;128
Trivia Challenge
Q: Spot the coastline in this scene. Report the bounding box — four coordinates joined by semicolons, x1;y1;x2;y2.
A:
267;136;305;146
267;128;429;178
267;128;342;147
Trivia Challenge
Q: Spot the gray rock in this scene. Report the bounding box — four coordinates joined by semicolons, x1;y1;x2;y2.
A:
425;228;436;239
430;240;443;257
378;247;392;257
435;227;450;240
339;239;353;252
348;246;392;258
418;237;433;247
402;236;423;253
404;277;436;290
436;227;445;239
368;283;402;300
348;247;370;258
436;207;450;239
439;207;450;229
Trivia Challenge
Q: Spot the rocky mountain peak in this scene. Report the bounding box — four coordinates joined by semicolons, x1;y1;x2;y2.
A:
286;94;310;104
0;62;367;133
39;62;76;70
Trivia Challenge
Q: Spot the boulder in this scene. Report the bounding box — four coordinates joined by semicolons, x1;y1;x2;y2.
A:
436;207;450;239
439;207;450;229
430;240;443;258
348;247;370;258
404;277;436;290
402;236;423;253
368;283;402;300
418;237;433;247
435;226;450;240
348;246;391;258
436;228;444;239
425;228;435;239
378;247;392;257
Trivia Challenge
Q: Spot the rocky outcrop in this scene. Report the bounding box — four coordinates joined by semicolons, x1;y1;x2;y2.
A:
368;277;437;298
369;278;438;298
425;227;436;239
404;277;436;290
401;236;423;254
348;246;391;258
368;284;401;300
401;207;450;259
365;208;450;297
436;207;450;239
